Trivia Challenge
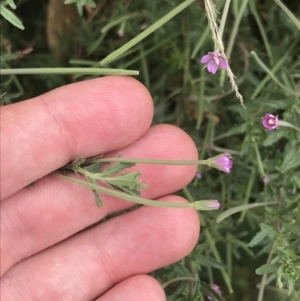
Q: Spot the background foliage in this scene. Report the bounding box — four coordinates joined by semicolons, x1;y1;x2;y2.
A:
1;0;300;300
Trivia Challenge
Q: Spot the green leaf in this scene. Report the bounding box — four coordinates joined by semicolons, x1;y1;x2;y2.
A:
263;130;285;146
256;263;281;275
87;177;103;207
260;223;277;239
278;202;298;216
92;189;103;207
6;0;16;9
0;5;24;29
198;255;226;270
99;162;136;177
280;144;300;172
214;123;247;141
248;230;267;247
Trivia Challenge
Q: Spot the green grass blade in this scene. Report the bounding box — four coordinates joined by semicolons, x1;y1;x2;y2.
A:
251;51;295;95
100;0;196;66
216;202;276;223
273;0;300;31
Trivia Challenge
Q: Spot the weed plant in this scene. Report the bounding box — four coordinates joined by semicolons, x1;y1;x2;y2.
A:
1;0;300;300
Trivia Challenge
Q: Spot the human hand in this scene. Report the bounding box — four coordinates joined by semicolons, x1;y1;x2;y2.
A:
1;76;200;301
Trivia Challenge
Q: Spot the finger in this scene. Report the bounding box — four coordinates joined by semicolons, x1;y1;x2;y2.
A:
1;76;153;200
1;124;198;275
1;196;200;301
96;275;166;301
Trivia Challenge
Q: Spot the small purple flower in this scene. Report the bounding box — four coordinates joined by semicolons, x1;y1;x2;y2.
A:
195;172;202;179
212;153;233;173
200;52;229;74
263;177;269;184
262;113;279;130
208;284;222;300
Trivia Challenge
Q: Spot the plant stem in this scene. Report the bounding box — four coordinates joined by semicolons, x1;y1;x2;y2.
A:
257;244;274;301
219;0;231;39
56;174;196;209
253;142;266;178
95;157;206;166
0;68;139;76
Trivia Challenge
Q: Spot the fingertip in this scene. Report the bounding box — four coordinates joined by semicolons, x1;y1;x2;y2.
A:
97;275;166;301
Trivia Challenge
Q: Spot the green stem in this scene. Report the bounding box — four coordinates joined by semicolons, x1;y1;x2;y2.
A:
220;0;249;87
238;166;256;223
196;66;205;130
56;174;216;211
253;142;266;178
273;0;300;31
219;0;231;39
0;68;139;76
95;157;206;166
226;233;232;281
211;145;240;156
257;244;274;301
56;174;195;209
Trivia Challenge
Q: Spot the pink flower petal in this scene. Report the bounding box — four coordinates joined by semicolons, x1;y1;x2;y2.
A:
200;54;213;63
207;60;219;74
219;58;229;69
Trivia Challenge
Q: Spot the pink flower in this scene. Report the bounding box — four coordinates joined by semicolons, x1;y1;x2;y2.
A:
262;113;279;130
208;284;222;300
212;153;233;173
200;52;228;74
195;172;202;179
263;177;269;184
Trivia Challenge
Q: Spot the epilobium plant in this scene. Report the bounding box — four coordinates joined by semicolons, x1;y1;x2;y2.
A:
2;0;300;300
57;153;233;211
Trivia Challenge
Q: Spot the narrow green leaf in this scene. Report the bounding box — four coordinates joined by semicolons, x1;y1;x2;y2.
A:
92;189;103;207
198;255;226;269
6;0;16;9
260;223;277;239
251;51;294;95
87;177;103;207
216;202;276;223
256;263;280;275
100;0;196;66
263;130;285;146
273;0;300;31
0;5;24;30
278;202;299;216
248;230;267;247
99;162;136;177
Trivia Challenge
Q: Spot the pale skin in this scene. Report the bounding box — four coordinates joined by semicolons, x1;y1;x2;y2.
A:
0;76;200;301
